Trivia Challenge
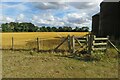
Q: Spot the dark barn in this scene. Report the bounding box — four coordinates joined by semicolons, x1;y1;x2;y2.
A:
99;2;120;39
92;1;120;40
92;13;100;36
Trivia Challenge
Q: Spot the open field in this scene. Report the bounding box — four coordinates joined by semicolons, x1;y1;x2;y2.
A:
2;49;118;78
2;32;89;50
1;32;119;78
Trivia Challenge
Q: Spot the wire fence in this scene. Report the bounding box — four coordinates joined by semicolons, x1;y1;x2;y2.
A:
2;36;69;51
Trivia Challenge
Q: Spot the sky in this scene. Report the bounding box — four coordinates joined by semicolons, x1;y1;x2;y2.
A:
0;0;104;30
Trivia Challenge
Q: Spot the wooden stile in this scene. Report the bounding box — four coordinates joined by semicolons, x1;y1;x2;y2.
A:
92;35;109;52
94;38;108;41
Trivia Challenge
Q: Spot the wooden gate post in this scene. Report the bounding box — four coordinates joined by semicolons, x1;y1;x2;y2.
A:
88;34;93;54
37;37;39;52
72;35;75;53
68;35;71;52
107;35;109;49
12;37;14;50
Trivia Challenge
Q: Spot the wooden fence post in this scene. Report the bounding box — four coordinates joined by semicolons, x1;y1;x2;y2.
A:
37;37;39;52
68;35;71;52
107;35;109;49
88;34;93;54
72;35;75;53
12;37;14;50
92;35;96;51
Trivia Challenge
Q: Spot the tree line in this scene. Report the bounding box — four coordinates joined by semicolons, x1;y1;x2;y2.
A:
1;22;89;32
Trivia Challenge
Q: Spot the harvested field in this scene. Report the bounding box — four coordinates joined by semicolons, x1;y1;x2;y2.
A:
2;32;88;50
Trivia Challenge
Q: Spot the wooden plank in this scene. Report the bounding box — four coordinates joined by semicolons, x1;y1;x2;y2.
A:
54;36;68;50
72;35;75;53
94;38;108;41
93;43;107;46
74;38;82;46
76;45;87;52
78;40;86;42
92;48;107;51
108;40;120;54
75;37;87;39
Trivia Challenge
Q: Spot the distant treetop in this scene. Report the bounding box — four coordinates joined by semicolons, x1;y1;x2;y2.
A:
1;22;89;32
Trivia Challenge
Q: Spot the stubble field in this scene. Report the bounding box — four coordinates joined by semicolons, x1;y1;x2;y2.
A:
2;32;88;50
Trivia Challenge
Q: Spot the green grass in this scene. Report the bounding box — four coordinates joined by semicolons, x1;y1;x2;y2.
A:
2;49;119;78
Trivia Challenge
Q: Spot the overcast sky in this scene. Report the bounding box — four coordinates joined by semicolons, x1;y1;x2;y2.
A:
0;0;103;30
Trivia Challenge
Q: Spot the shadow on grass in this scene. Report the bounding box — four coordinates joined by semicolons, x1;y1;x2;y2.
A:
2;48;118;62
1;48;100;62
54;52;100;62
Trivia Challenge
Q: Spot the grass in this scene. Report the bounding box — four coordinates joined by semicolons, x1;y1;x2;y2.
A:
1;32;119;78
2;49;118;78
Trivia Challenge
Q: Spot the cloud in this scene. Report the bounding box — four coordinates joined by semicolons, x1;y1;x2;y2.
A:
30;1;102;10
0;16;15;23
62;12;91;28
31;2;69;10
64;13;87;24
11;0;103;3
16;14;25;22
1;2;29;12
69;2;98;9
30;12;91;28
6;17;15;22
0;14;25;23
33;2;58;10
31;13;65;27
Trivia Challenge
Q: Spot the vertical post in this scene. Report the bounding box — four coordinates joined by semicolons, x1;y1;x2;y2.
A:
106;35;109;50
12;37;14;50
92;35;96;51
37;37;39;52
72;35;75;53
88;35;91;54
68;35;71;52
88;34;93;54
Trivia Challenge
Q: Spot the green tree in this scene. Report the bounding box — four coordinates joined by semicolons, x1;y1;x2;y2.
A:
81;27;89;32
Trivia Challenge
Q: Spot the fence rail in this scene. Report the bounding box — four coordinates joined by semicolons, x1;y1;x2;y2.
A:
91;35;109;52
